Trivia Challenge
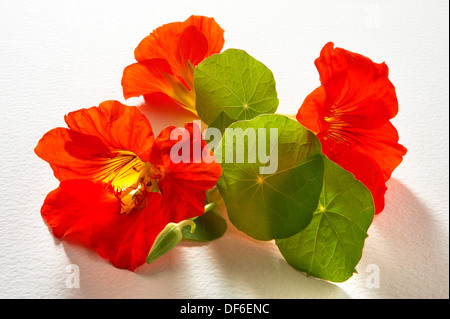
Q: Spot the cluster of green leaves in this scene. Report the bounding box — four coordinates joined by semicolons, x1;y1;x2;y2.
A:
147;49;374;283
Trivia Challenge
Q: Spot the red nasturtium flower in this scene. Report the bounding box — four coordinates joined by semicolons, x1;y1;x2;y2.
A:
297;42;407;214
35;100;221;270
121;15;225;116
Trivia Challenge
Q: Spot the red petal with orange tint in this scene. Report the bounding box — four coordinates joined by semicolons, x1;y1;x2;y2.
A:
143;91;184;111
34;127;114;181
122;59;174;99
124;15;224;114
184;15;225;58
178;25;208;67
134;15;224;70
314;42;398;129
297;42;407;214
134;21;184;64
64;100;154;161
296;86;328;134
298;80;406;184
151;122;222;220
344;122;407;181
41;179;168;271
122;58;196;113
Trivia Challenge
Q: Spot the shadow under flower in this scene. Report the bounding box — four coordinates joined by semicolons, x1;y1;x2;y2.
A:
59;177;448;299
197;208;349;299
357;178;449;298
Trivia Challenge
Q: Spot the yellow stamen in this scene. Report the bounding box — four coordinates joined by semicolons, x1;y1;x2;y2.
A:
92;150;163;214
164;72;197;116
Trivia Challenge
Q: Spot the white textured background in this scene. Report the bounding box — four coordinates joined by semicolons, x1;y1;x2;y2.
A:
0;0;448;299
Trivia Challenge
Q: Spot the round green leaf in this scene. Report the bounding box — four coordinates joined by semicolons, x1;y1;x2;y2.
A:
207;111;236;135
194;49;279;126
216;114;324;241
276;158;375;282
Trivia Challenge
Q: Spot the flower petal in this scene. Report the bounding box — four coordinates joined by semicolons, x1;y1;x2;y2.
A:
297;42;407;214
41;179;167;271
122;59;196;113
315;42;398;129
184;15;225;58
296;86;328;133
124;16;224;115
122;58;174;99
64;100;154;161
134;21;184;64
344;122;407;181
143;91;188;112
35;127;114;181
178;25;208;67
134;15;224;71
151;122;222;220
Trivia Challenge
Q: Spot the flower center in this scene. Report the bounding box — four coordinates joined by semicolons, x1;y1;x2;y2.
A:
164;61;197;115
323;112;353;145
93;150;163;214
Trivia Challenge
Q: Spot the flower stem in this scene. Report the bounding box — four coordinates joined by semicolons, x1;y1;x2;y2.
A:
204;202;217;213
177;219;196;233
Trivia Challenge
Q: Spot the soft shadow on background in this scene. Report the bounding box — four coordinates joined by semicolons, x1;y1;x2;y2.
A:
62;232;348;299
61;200;349;299
25;102;450;299
358;178;449;298
60;177;448;299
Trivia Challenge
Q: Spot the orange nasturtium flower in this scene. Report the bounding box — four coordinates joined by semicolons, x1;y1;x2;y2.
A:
121;15;225;116
297;42;407;214
35;100;221;270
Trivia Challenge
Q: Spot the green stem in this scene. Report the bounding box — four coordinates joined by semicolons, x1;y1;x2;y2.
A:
204;202;217;213
177;219;196;233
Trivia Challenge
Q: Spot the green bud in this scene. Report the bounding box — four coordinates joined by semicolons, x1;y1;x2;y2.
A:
146;220;196;264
